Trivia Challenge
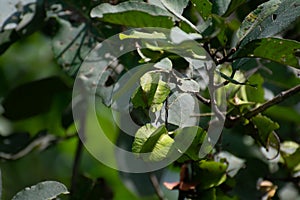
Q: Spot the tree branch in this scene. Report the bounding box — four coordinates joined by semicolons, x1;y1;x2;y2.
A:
225;84;300;128
244;84;300;119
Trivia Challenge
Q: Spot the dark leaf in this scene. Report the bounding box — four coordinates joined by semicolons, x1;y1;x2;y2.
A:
2;76;69;120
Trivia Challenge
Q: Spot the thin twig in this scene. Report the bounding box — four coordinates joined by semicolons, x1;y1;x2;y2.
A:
216;48;236;65
194;93;211;106
149;173;165;200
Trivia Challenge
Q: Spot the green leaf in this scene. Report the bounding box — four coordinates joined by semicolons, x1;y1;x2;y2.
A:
250;115;280;147
246;73;264;103
120;28;205;60
90;2;175;28
131;87;148;109
2;77;69;120
167;93;199;127
148;133;174;161
12;181;69;200
174;126;207;161
234;38;300;69
140;71;171;112
132;124;166;154
265;106;300;124
236;0;281;44
237;0;300;46
191;0;212;20
132;124;174;161
160;0;189;16
195;160;228;190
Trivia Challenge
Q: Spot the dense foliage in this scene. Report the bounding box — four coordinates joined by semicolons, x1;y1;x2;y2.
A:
0;0;300;199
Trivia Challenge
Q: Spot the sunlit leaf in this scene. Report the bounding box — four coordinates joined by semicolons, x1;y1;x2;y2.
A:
12;181;69;200
195;160;228;189
132;124;166;154
148;133;174;161
132;124;174;161
131;71;170;112
91;2;175;28
234;38;300;69
119;30;167;40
